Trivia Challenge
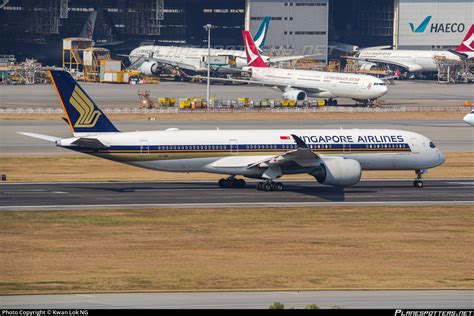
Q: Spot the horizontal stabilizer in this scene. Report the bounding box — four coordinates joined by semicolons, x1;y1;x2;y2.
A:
17;132;60;142
448;49;468;60
71;138;109;149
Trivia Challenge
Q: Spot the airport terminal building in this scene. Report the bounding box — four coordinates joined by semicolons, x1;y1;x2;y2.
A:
0;0;471;65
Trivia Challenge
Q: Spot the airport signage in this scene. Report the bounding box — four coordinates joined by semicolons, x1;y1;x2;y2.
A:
397;0;474;47
410;16;465;34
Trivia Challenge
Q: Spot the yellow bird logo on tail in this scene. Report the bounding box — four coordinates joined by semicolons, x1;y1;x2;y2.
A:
69;86;102;128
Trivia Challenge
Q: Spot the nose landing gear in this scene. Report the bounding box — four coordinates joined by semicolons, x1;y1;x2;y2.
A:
413;169;426;188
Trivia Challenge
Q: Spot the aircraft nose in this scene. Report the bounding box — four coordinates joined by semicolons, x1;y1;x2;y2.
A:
463;113;474;126
435;149;446;167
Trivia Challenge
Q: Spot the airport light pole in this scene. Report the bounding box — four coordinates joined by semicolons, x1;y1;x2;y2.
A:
204;24;213;107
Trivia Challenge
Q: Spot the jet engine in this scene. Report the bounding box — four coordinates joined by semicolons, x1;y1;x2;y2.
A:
140;61;161;76
310;158;362;187
282;89;306;101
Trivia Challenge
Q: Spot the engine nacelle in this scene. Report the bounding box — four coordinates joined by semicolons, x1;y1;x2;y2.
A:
310;158;362;187
282;89;306;101
140;61;161;76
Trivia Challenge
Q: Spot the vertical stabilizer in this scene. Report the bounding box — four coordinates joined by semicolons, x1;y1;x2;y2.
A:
242;30;268;68
49;70;119;135
79;11;97;39
253;16;270;53
456;24;474;53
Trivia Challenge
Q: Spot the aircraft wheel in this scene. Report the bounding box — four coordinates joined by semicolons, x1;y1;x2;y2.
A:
332;99;338;106
218;178;226;188
225;178;234;188
270;182;277;191
276;182;284;191
237;179;246;188
263;182;272;192
256;182;263;191
413;180;423;188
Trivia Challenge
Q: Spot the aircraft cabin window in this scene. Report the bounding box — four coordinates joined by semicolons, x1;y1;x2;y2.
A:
429;142;436;148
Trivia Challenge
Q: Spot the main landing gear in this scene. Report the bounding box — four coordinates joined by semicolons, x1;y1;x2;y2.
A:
256;180;284;192
324;98;337;106
413;169;426;188
218;176;246;188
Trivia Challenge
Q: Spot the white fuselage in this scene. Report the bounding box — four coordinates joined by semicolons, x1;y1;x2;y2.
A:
463;110;474;126
63;129;444;178
130;45;257;70
358;49;471;72
248;67;389;100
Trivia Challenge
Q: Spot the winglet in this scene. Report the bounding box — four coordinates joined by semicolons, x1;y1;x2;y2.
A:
291;134;308;148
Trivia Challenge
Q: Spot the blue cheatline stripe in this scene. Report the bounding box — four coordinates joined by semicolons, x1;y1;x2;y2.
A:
65;143;412;153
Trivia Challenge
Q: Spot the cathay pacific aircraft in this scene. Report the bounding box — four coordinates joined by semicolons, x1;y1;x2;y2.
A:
129;17;313;76
203;31;389;106
348;24;474;73
19;70;445;190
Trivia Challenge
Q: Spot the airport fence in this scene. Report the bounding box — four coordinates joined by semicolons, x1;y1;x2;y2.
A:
0;105;470;114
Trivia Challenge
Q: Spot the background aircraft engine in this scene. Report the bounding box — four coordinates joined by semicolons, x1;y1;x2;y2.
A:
140;61;161;76
310;158;362;187
282;89;306;101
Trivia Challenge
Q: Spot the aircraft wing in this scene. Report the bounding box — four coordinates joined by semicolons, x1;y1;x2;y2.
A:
267;54;322;64
247;134;321;169
210;135;323;172
345;56;423;72
357;45;392;52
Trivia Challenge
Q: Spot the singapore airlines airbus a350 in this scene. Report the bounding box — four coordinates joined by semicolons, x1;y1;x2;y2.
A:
19;70;445;190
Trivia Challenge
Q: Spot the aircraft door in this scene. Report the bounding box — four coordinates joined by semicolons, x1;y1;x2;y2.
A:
343;143;351;154
140;139;149;155
409;138;419;154
359;78;368;93
229;139;239;154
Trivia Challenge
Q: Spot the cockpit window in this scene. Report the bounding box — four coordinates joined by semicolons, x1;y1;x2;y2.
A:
373;82;386;86
429;142;436;148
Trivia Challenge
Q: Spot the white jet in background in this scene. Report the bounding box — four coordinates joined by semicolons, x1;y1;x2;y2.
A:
348;24;474;73
128;17;314;76
463;110;474;126
203;30;389;106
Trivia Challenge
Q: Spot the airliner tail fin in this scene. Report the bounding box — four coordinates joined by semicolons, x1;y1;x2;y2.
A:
456;24;474;53
242;30;267;68
49;70;119;135
253;16;270;53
